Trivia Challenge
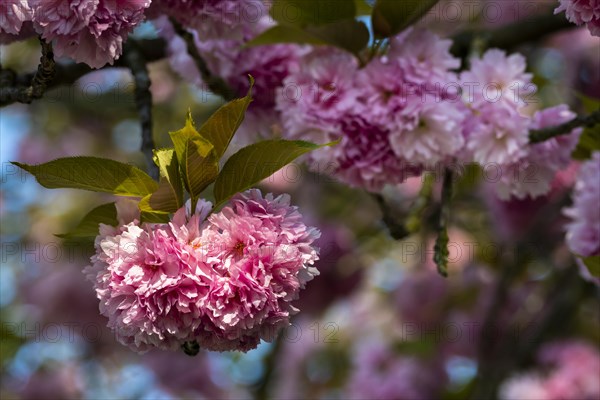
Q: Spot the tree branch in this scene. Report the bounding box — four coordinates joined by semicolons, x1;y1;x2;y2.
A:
433;168;453;277
529;109;600;143
123;42;159;180
169;19;236;101
0;38;166;108
0;37;55;106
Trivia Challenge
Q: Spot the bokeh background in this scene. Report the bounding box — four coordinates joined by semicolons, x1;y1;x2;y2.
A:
1;1;599;399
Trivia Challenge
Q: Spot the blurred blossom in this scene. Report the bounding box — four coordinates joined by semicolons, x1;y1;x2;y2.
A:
346;340;447;400
500;340;600;399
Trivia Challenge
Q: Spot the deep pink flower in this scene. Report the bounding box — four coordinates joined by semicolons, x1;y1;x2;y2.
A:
32;0;151;68
555;0;600;36
196;189;320;351
86;191;319;353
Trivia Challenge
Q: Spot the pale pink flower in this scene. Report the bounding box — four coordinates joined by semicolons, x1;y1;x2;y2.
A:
465;103;530;166
32;0;151;68
389;97;467;167
461;49;536;109
565;151;600;258
555;0;600;36
388;27;460;85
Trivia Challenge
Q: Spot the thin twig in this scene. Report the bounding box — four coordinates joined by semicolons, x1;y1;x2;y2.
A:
123;42;159;180
529;109;600;143
169;18;236;101
0;37;55;106
433;168;453;277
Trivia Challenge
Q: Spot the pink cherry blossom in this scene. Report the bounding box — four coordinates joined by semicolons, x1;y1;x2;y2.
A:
32;0;151;68
85;191;319;353
555;0;600;37
0;0;33;43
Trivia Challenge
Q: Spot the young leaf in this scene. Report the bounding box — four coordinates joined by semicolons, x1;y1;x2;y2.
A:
213;139;336;205
169;114;219;206
270;0;356;27
12;157;158;196
197;78;254;158
372;0;439;38
139;149;184;214
56;203;117;239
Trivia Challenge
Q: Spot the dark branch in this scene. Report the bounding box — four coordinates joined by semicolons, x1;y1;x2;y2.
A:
123;42;159;181
1;38;167;108
0;37;56;106
169;18;236;101
433;168;453;277
529;109;600;143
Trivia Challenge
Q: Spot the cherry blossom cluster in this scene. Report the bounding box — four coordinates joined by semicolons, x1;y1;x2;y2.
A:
278;30;582;198
500;341;600;399
555;0;600;37
2;0;152;68
84;189;320;353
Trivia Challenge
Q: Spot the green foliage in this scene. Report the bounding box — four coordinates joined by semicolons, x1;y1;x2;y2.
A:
197;79;254;159
12;157;158;197
139;149;183;214
572;123;600;160
270;0;356;27
250;0;368;56
582;255;600;278
213;139;337;206
372;0;439;38
56;203;117;239
247;18;369;56
169;112;219;209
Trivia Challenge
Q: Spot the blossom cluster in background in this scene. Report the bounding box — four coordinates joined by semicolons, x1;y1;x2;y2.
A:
85;189;320;353
555;0;600;37
500;341;600;400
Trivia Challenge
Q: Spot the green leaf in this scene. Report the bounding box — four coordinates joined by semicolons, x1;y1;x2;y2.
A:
56;203;117;239
139;149;183;214
247;20;370;55
307;20;370;55
246;25;328;47
197;78;254;158
140;211;171;224
582;255;600;278
572;124;600;160
354;0;372;15
214;139;337;206
576;93;600;114
270;0;356;27
169;113;219;207
372;0;439;38
12;157;158;196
